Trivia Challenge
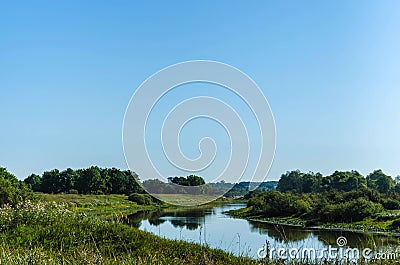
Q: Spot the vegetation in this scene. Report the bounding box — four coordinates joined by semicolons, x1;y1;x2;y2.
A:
143;178;277;197
231;169;400;232
245;190;385;223
127;193;154;205
0;167;31;207
213;181;278;198
0;200;258;265
24;167;144;195
276;169;395;194
2;166;400;264
35;193;157;218
169;175;206;186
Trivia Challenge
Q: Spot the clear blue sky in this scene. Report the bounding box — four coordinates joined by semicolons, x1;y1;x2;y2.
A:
1;1;399;180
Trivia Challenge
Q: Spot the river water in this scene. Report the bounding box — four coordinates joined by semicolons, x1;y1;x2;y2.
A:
128;203;399;260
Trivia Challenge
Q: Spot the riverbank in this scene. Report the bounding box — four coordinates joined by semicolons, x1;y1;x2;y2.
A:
0;200;259;265
36;193;235;219
227;207;400;237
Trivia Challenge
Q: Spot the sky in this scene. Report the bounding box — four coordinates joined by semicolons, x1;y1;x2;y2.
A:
1;1;399;181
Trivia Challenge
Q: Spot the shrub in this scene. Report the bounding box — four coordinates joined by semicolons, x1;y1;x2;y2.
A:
381;198;400;210
0;168;31;207
318;198;384;222
128;193;152;205
68;189;79;194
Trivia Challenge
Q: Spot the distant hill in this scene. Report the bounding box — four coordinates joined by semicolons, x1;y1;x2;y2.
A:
209;181;278;198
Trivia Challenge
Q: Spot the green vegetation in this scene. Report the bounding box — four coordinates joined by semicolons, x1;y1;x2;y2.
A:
24;167;144;195
277;169;396;194
0;167;31;206
169;175;206;186
231;169;400;233
143;178;277;198
35;193;157;218
0;198;397;265
127;193;154;205
0;200;259;265
0;166;400;265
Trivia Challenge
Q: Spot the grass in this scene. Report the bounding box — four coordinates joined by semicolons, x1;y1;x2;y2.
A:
36;193;234;219
35;193;158;219
152;193;222;206
1;195;400;264
0;200;259;265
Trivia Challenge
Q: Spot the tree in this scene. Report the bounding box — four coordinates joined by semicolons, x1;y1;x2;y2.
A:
277;170;323;193
75;166;104;194
395;175;400;185
328;170;366;192
24;174;42;192
277;170;303;193
366;170;394;194
0;167;31;206
59;168;78;193
171;175;205;186
40;169;61;193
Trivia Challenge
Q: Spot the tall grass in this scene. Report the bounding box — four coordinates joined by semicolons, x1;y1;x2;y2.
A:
0;201;257;264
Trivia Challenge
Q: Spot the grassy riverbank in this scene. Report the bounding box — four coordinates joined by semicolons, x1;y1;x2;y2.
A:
0;200;258;265
35;193;158;219
36;193;233;219
227;203;400;236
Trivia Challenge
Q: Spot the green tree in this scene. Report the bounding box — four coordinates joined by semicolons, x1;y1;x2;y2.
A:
171;175;205;186
40;169;61;193
75;166;105;194
328;170;366;192
0;167;31;206
24;174;42;192
276;170;303;193
366;170;394;193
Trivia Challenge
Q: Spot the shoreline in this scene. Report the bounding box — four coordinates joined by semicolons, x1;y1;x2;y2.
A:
225;208;400;237
240;216;399;237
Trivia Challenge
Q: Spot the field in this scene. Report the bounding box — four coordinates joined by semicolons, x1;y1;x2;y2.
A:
35;193;157;219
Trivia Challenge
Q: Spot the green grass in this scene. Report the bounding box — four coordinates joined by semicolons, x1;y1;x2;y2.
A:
36;193;235;219
35;193;158;219
0;200;258;265
152;193;222;206
2;195;400;264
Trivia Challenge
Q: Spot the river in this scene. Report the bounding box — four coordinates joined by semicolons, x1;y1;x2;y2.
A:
127;203;399;260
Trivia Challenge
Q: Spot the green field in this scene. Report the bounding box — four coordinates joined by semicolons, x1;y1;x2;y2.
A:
35;193;157;219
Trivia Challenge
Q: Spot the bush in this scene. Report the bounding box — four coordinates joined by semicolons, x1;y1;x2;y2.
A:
0;168;31;207
68;189;79;194
381;198;400;210
318;198;384;222
128;193;153;205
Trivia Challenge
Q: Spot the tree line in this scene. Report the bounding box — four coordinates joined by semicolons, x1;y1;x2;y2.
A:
277;169;399;194
24;166;145;195
245;169;400;225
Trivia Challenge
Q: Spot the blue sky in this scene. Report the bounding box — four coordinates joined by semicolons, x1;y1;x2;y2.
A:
1;1;399;180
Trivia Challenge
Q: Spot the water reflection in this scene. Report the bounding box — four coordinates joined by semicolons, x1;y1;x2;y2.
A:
127;207;216;231
249;221;310;243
